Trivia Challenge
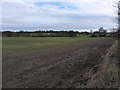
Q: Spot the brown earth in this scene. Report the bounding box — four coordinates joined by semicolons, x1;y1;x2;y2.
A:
2;37;117;88
85;40;119;88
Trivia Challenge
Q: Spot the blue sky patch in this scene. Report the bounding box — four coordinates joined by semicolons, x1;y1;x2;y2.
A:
34;2;77;10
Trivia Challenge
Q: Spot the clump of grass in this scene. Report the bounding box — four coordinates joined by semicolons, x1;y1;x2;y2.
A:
111;51;120;67
102;66;118;88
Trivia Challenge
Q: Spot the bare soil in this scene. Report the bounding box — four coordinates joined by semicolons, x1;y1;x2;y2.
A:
2;37;115;88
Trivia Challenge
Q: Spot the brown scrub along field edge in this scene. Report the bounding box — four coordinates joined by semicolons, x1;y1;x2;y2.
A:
2;37;117;88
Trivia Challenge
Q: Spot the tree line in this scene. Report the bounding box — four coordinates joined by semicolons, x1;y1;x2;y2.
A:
2;30;79;37
2;27;115;37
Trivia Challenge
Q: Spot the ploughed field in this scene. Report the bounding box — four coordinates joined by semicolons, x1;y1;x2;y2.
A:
2;37;115;88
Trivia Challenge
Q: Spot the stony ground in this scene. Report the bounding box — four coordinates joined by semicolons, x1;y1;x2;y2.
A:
2;37;116;88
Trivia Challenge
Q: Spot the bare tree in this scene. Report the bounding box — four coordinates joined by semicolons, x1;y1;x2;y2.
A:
117;1;120;40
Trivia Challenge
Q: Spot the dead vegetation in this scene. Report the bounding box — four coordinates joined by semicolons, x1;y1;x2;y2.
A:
84;41;119;88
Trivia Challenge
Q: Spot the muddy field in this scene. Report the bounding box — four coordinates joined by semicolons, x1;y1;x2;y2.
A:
2;37;115;88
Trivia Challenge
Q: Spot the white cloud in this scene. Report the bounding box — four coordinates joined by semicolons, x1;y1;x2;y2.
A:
0;0;118;31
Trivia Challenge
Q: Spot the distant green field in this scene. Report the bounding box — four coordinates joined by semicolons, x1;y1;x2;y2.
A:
3;37;93;53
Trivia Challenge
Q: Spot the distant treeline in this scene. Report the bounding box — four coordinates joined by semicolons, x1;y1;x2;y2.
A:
2;31;80;37
2;30;113;37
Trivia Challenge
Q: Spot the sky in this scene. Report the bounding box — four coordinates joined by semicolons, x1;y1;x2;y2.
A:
0;0;118;31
